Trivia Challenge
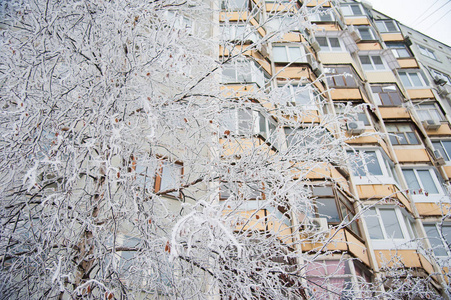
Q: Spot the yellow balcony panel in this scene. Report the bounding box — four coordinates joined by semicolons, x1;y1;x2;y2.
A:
375;250;434;274
366;71;397;83
345;229;370;266
301;228;347;252
249;18;266;37
415;202;451;216
394;148;430;163
265;3;297;12
280;32;302;42
305;0;331;7
275;66;310;80
345;130;380;144
425;123;451;136
443;166;451;178
356;184;412;212
220;84;260;97
219;137;273;156
406;88;434;99
319;52;354;64
330;88;362;100
379;107;410;119
397;58;419;69
357;42;382;51
381;33;404;42
344;17;370;25
315;23;341;31
219;11;249;22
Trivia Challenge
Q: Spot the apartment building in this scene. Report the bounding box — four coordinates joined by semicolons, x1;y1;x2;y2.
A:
219;0;451;298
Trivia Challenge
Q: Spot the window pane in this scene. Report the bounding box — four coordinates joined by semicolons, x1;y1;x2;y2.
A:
316;198;340;223
160;162;182;196
385;21;397;32
329;38;341;51
403;169;421;191
293;87;311;105
417;170;439;194
442;141;451;160
406;132;419;144
372;56;384;69
273;46;288;62
399;72;411;87
360;55;372;70
364;209;384;239
380;209;404;239
317;37;328;48
351;5;362;15
409;73;423;86
424;225;448;256
238;109;253;134
288;47;302;62
358;28;372;40
366;151;383;175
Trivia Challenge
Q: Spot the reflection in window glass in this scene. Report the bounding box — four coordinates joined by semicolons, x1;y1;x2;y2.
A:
380;209;404;239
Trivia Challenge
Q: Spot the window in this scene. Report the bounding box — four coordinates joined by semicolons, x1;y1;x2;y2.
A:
334;104;371;126
306;260;372;299
257;112;278;144
281;84;317;109
220;181;264;200
312;187;361;236
416;103;444;122
310;8;336;22
398;70;429;88
402;168;444;201
347;149;397;184
375;20;399;33
364;207;417;248
418;44;438;60
341;4;364;16
316;37;344;52
221;0;248;10
371;85;404;106
385;124;419;145
423;223;451;256
155;160;183;197
430;69;451;85
325;66;358;88
221;60;266;87
432;140;451;161
272;45;306;63
284;127;332;149
266;14;297;32
359;55;386;71
386;43;412;58
356;26;377;41
165;11;193;33
220;24;258;43
219;108;256;135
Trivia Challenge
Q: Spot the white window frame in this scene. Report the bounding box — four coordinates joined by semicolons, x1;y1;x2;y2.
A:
432;140;451;162
356;26;378;41
418;44;438;61
340;3;364;16
423;223;451;257
282;84;318;110
165;11;194;34
359;55;387;71
364;206;417;249
416;103;444;122
272;44;307;63
402;168;445;202
219;23;258;43
219;108;258;136
310;8;336;22
316;36;345;52
221;60;266;87
398;70;429;88
375;20;400;33
386;43;411;58
347;149;397;185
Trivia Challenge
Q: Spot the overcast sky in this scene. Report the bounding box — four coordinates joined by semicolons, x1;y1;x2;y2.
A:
368;0;451;46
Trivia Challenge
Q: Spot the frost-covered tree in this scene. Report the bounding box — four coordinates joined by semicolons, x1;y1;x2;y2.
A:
0;0;447;299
